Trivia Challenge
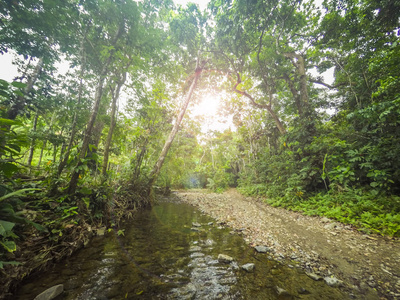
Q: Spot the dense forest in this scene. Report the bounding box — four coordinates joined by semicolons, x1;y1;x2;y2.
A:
1;0;400;295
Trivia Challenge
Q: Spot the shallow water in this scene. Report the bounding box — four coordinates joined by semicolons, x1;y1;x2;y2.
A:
14;197;349;299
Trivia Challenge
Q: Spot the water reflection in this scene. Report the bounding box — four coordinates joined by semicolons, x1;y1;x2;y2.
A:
13;198;349;299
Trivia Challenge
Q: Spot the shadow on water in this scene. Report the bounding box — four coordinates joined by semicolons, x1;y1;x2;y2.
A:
14;196;350;299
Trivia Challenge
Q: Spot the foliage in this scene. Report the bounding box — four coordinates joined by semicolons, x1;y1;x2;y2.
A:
0;1;400;294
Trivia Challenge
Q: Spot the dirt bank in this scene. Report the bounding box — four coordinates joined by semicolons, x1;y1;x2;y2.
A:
175;189;400;300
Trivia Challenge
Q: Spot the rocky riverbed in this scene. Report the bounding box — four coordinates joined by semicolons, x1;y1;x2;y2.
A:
175;189;400;299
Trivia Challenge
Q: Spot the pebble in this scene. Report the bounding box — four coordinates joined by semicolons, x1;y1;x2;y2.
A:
275;286;290;296
324;223;336;230
324;276;343;287
218;254;234;263
192;222;201;227
254;245;270;253
189;246;202;252
306;272;322;281
298;287;311;295
241;263;255;272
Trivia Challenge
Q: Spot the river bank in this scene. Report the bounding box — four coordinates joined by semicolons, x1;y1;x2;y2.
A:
175;189;400;299
0;183;150;299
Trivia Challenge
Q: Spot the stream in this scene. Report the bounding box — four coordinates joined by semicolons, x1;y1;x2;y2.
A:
14;196;349;299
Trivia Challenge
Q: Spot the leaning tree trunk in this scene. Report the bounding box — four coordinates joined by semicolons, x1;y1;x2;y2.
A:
67;26;122;196
147;58;203;188
67;71;108;195
101;72;126;177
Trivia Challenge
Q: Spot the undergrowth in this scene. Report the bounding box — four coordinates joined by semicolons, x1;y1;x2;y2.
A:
238;185;400;236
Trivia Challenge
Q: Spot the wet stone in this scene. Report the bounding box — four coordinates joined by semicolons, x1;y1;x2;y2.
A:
306;272;322;281
189;246;202;252
218;254;234;263
254;245;270;253
190;252;205;258
192;222;202;227
298;287;311;295
275;286;290;296
241;263;255;273
324;276;343;287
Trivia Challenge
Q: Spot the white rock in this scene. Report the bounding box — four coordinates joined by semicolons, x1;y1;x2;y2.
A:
254;245;270;253
324;276;343;287
218;254;234;263
241;263;255;272
34;284;64;300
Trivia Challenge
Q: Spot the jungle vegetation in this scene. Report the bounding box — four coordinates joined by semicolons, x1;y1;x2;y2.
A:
0;0;400;289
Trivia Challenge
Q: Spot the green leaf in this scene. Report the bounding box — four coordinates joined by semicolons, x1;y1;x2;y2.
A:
0;188;41;202
370;182;379;188
80;187;92;195
11;81;26;89
0;79;9;88
0;260;21;268
0;240;17;252
0;162;19;178
0;118;19;126
0;220;15;236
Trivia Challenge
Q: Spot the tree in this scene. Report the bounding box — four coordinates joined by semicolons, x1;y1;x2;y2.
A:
148;55;204;187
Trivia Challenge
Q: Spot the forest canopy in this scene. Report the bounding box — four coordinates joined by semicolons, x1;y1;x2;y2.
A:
1;0;400;278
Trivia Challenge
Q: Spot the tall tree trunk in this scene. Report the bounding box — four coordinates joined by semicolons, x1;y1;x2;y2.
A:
38;140;46;167
58;142;66;164
27;112;39;166
57;32;87;177
148;58;203;187
283;52;309;113
57;85;83;177
132;144;147;182
67;25;122;195
101;72;126;177
52;144;57;163
67;73;108;194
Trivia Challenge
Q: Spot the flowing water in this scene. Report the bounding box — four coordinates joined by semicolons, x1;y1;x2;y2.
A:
14;196;349;299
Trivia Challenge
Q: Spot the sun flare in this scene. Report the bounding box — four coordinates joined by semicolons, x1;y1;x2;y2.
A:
190;93;232;132
192;94;221;117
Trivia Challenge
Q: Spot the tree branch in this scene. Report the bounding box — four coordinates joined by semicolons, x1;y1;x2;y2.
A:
309;78;346;89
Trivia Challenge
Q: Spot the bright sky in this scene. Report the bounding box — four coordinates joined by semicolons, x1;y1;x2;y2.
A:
190;93;232;133
0;52;18;81
174;0;209;10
